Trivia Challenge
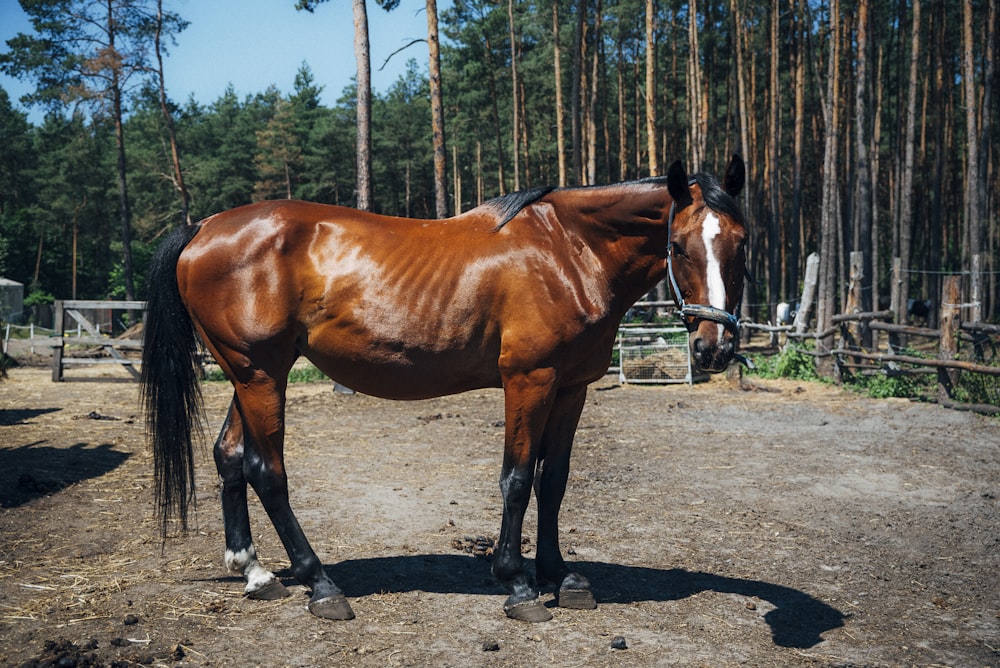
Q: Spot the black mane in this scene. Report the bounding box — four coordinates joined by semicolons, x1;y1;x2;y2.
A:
486;186;556;229
485;171;743;231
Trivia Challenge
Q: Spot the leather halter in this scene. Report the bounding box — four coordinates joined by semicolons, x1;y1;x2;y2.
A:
665;194;742;337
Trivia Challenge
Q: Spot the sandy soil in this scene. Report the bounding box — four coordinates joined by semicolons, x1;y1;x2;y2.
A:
1;363;998;667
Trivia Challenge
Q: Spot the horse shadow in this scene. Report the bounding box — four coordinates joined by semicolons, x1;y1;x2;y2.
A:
0;426;132;507
311;555;844;649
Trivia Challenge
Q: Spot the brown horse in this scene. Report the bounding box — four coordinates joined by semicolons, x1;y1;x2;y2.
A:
141;155;747;623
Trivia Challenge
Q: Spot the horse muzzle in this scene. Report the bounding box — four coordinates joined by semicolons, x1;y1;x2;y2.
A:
690;330;735;373
681;304;752;373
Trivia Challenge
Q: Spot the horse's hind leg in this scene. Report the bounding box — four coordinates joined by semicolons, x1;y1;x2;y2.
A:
214;397;289;601
233;377;355;621
534;384;597;610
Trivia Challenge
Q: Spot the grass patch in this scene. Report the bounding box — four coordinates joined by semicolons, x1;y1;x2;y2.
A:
203;362;327;383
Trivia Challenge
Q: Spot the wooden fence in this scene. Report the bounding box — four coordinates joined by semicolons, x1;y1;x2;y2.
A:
50;300;145;381
744;253;999;415
7;277;997;410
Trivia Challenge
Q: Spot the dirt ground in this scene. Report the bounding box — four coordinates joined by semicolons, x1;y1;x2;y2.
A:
1;360;998;667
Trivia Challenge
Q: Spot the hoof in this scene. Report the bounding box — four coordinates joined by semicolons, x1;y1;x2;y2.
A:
245;579;291;601
557;587;597;610
556;572;596;609
504;598;553;623
308;594;355;621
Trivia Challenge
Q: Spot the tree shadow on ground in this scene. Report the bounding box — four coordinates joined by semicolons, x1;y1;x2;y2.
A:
0;438;132;507
308;554;844;649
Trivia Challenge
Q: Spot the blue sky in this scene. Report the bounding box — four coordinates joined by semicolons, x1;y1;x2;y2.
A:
0;0;451;124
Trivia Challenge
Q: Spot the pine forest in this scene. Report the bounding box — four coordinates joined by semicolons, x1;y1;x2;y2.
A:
0;0;997;331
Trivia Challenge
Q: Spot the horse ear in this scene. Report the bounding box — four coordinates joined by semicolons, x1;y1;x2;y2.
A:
666;160;692;208
723;154;745;198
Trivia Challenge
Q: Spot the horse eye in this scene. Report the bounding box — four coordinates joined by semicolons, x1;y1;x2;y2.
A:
670;243;687;258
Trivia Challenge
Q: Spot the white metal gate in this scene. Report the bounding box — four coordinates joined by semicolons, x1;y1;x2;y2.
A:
617;326;705;384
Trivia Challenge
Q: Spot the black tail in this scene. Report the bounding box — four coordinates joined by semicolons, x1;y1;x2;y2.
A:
140;223;203;536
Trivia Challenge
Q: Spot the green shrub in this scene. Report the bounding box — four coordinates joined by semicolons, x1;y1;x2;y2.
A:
23;290;54;308
748;345;821;382
952;371;1000;407
855;372;932;399
203;362;327;384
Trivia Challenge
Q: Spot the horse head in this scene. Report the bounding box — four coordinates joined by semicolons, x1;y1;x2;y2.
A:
665;155;747;373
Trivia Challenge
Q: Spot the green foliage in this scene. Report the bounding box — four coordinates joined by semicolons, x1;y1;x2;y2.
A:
202;367;227;382
854;372;932;400
23;289;54;307
289;364;328;383
0;88;34;214
747;345;821;382
107;240;155;300
749;344;999;410
204;363;327;384
952;368;1000;408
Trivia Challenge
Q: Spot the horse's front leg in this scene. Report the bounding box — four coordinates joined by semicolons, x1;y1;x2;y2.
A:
534;383;597;610
494;367;558;622
214;397;290;601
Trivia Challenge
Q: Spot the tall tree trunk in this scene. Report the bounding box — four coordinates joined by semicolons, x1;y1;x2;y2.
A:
644;0;658;176
980;0;997;321
154;0;190;226
790;0;805;304
519;79;531;184
482;32;506;194
571;0;585;184
817;0;841;372
962;0;979;269
852;0;873;321
353;0;372;211
730;0;753;327
870;42;884;308
107;0;134;300
687;0;704;172
962;0;995;321
617;39;627;181
427;0;447;217
452;145;459;214
897;0;920;325
553;1;567;187
585;0;602;185
766;0;780;320
929;2;946;325
507;0;521;191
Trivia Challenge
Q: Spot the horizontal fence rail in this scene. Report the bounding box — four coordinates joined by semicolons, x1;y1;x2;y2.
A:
50;300;146;381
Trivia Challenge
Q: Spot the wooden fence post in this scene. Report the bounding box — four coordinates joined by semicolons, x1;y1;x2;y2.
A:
889;257;902;351
937;275;960;402
793;252;820;335
970;254;982;323
842;252;864;351
51;300;64;382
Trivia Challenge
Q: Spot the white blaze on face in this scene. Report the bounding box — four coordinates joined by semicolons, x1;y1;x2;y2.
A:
701;212;726;342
